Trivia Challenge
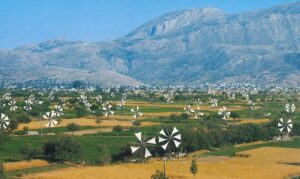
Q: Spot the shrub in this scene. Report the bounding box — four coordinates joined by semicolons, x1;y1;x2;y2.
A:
181;113;189;120
169;114;180;121
43;136;81;163
132;120;141;126
8;119;19;132
0;131;10;146
113;125;123;132
66;123;80;135
16;113;31;123
151;170;168;179
190;158;198;176
0;163;7;179
75;106;88;117
129;126;139;131
230;111;240;119
95;145;111;165
20;144;41;160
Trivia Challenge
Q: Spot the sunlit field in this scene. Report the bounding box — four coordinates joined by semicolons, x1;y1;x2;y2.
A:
21;147;300;179
0;87;299;179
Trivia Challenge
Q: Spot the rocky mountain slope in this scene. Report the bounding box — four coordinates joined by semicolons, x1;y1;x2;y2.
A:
0;1;300;86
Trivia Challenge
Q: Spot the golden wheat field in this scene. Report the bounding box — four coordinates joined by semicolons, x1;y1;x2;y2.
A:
62;128;115;135
229;118;270;124
124;101;247;111
4;160;49;171
21;147;300;179
18;118;159;130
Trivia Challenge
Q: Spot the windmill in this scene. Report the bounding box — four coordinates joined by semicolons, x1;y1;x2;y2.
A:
102;102;114;118
78;94;88;104
247;100;255;119
194;106;204;119
278;118;293;139
158;127;181;158
247;100;256;110
96;95;103;103
130;106;143;119
58;98;65;107
43;111;58;128
130;132;156;161
117;98;126;113
210;98;218;107
0;113;10;130
8;100;17;111
218;106;231;120
163;93;174;104
194;98;203;109
2;93;11;101
285;103;296;113
84;101;92;112
0;93;11;107
49;91;55;101
24;99;33;111
183;105;195;115
54;105;63;117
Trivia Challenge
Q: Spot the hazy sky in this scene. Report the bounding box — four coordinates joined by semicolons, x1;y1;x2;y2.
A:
0;0;298;48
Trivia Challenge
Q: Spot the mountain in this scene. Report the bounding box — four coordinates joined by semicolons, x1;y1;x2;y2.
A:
0;1;300;86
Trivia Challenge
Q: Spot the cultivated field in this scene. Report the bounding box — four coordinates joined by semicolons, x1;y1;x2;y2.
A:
0;89;299;179
22;147;300;179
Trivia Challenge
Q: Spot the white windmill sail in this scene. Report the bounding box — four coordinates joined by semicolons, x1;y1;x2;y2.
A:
0;113;10;129
145;148;152;158
146;137;156;145
173;140;181;148
135;132;142;142
130;146;140;153
171;127;179;136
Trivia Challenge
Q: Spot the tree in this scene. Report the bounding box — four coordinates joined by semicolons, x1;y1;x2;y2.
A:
72;80;83;89
75;106;88;117
230;111;240;120
190;158;198;176
43;136;81;163
0;131;10;146
113;125;123;132
95;144;112;165
20;144;41;160
181;113;189;120
169;114;179;121
0;163;7;179
8;119;19;132
66;123;80;135
95;116;102;127
16;113;31;123
151;170;168;179
23;126;29;134
132;120;141;127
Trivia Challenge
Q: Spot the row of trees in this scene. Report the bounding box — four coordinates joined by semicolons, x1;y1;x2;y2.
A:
21;136;80;163
20;136;113;165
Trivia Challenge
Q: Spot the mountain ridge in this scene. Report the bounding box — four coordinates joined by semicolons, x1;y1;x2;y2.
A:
0;1;300;86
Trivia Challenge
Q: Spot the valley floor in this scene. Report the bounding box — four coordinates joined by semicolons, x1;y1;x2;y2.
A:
20;147;300;179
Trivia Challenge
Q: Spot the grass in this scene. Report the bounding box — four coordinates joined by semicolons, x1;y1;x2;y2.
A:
0;96;299;178
4;159;49;171
7;163;73;178
20;147;300;179
0;135;134;164
15;125;97;135
203;137;300;157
